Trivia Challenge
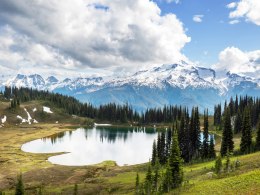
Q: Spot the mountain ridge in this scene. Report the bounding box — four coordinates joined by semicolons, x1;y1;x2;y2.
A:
2;62;260;111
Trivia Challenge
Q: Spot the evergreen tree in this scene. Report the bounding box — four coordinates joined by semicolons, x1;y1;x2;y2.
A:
220;109;234;156
229;97;235;116
208;136;216;159
202;109;209;159
151;140;157;166
135;173;140;195
169;131;183;189
240;108;252;154
190;107;201;159
224;151;231;173
214;104;222;126
235;95;239;113
156;133;162;164
73;184;78;195
256;121;260;150
162;161;172;193
15;174;24;195
215;155;222;175
144;164;152;195
234;109;242;134
160;131;166;164
179;115;186;158
153;158;160;192
166;127;172;159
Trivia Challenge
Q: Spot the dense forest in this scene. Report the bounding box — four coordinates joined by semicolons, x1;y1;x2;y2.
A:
2;86;201;124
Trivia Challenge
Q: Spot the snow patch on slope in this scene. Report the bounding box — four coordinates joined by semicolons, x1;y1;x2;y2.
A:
1;116;7;124
24;108;32;124
43;106;53;113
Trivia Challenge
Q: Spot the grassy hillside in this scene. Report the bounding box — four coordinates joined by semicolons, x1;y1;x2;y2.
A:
0;98;93;126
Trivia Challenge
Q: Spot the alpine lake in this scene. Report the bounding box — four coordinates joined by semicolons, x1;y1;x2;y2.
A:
21;126;213;166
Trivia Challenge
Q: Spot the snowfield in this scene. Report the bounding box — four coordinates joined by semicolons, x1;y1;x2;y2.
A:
1;115;7;124
43;106;53;113
17;108;39;124
24;108;32;124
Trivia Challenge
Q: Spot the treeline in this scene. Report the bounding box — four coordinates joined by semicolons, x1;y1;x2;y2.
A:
3;86;193;124
214;95;260;128
3;86;135;123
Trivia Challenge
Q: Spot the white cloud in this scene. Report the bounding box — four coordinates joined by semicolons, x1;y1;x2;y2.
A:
227;2;237;9
0;25;85;78
165;0;180;3
0;0;190;76
212;47;260;78
229;20;240;24
193;15;204;23
227;0;260;26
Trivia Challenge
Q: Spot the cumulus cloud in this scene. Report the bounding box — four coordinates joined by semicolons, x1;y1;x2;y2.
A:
193;15;204;23
0;0;190;76
229;20;240;24
212;47;260;78
227;2;237;9
0;25;86;78
227;0;260;25
165;0;180;3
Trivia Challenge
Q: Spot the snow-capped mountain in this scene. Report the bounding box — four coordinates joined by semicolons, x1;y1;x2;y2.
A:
1;62;260;112
5;74;46;90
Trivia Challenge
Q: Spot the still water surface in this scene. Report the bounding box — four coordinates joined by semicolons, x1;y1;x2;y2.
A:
21;127;158;166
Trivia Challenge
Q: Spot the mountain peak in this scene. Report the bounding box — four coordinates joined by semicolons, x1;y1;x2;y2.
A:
46;76;59;84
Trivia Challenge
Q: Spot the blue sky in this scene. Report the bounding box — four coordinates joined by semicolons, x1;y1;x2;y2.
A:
155;0;260;67
0;0;259;77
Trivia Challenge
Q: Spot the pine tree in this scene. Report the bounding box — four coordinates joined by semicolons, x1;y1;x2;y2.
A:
169;131;183;189
156;133;162;164
15;174;24;195
234;109;242;134
151;140;157;166
160;131;166;164
220;109;234;156
144;164;152;195
73;184;78;195
215;155;222;175
179;115;186;158
190;107;201;159
202;109;209;159
162;161;172;193
153;158;160;192
240;108;252;154
224;151;231;173
166;127;172;159
135;173;140;195
256;121;260;150
208;136;216;159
